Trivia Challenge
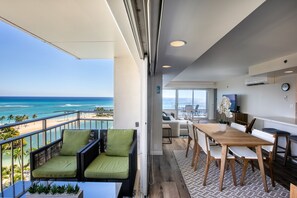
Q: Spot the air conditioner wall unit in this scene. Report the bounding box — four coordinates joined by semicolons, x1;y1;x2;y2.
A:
245;75;272;86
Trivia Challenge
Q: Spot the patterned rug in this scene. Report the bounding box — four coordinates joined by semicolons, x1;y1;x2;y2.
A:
173;150;289;198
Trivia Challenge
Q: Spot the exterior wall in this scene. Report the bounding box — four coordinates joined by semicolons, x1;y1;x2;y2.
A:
113;56;141;129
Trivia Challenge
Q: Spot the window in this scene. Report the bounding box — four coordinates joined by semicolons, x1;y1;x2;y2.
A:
162;90;176;109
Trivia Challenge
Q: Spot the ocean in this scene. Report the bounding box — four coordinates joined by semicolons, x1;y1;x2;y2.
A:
0;96;113;123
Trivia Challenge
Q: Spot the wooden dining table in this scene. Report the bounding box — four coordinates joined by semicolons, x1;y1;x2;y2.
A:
193;123;273;192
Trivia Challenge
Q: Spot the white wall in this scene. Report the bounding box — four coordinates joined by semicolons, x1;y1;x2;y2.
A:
208;89;215;120
216;74;297;119
113;57;141;128
149;74;163;155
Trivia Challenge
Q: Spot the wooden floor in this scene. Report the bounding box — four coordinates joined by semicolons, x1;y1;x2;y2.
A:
148;137;297;198
148;138;190;198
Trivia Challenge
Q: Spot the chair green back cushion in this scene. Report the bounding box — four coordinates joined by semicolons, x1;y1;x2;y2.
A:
84;153;128;179
32;156;76;178
106;129;134;157
60;129;91;156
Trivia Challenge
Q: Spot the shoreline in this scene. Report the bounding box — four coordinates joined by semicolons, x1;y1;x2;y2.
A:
1;113;113;135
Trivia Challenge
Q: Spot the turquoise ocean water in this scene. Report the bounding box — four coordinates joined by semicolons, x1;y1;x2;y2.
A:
0;96;113;123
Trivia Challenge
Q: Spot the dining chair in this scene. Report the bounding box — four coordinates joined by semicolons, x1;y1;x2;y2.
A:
185;121;194;158
230;122;255;171
245;118;256;134
230;122;246;132
196;129;237;186
191;126;217;171
229;129;275;186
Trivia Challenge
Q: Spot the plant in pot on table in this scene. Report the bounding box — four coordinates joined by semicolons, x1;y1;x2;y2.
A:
27;183;82;198
217;96;233;131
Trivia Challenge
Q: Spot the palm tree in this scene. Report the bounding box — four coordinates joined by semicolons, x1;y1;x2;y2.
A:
14;116;22;123
0;116;5;124
7;114;14;123
32;114;37;119
22;114;29;121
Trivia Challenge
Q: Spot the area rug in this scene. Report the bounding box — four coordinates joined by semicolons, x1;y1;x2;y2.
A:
173;150;289;198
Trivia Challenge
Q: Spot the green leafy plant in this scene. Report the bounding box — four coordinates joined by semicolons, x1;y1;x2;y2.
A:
28;183;80;195
28;183;38;194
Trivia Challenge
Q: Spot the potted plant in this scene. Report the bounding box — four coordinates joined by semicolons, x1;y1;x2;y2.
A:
26;183;83;198
217;96;233;131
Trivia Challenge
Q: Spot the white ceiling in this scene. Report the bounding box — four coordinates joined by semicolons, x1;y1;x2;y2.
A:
0;0;129;59
152;0;297;87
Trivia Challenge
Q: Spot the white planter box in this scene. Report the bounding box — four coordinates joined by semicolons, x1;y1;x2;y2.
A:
26;190;83;198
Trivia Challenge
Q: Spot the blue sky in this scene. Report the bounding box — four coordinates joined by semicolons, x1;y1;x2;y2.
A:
0;21;114;97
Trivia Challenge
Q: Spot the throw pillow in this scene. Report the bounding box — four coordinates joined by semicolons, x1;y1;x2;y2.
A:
106;129;134;157
60;129;91;156
162;115;171;120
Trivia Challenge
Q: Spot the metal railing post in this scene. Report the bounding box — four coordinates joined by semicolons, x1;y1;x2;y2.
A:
0;146;3;192
42;119;47;146
21;139;24;181
10;142;14;186
77;112;81;129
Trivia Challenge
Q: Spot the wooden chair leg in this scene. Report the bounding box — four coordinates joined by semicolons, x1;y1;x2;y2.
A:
203;154;211;186
283;138;290;166
191;142;197;167
186;136;192;157
250;160;255;172
268;157;275;187
229;159;237;186
240;159;249;186
193;145;201;171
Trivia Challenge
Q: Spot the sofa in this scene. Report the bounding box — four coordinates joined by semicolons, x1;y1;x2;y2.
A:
162;115;191;136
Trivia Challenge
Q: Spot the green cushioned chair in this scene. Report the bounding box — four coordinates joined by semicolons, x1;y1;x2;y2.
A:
30;129;98;181
81;129;137;197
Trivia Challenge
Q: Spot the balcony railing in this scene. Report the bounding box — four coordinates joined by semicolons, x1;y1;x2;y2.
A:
0;111;113;192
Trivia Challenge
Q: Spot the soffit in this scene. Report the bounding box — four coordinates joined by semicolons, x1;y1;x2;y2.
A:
155;0;265;85
173;0;297;83
0;0;129;59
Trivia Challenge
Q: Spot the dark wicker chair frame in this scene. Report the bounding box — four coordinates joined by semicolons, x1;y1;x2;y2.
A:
81;129;137;197
30;129;98;181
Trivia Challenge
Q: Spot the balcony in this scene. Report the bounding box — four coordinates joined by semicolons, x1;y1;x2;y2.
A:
0;111;113;196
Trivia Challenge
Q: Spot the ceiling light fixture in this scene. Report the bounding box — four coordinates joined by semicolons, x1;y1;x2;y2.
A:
170;40;186;47
284;70;293;74
162;65;172;68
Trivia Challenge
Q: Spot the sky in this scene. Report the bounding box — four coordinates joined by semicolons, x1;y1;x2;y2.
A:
0;21;114;97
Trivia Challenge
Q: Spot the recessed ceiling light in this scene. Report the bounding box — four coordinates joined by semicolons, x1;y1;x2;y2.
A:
284;70;293;74
170;40;186;47
162;65;172;68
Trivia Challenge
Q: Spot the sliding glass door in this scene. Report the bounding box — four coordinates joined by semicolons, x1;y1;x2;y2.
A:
194;90;207;117
177;90;193;119
162;89;208;119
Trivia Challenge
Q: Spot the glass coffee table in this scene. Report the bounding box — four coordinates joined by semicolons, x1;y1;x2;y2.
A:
0;181;122;198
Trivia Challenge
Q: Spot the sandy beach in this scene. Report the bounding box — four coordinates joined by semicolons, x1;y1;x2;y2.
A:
12;113;113;134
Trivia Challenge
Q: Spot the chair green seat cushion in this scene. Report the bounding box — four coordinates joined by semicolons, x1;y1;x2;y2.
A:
60;129;91;156
84;153;128;179
32;156;76;178
106;129;134;157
